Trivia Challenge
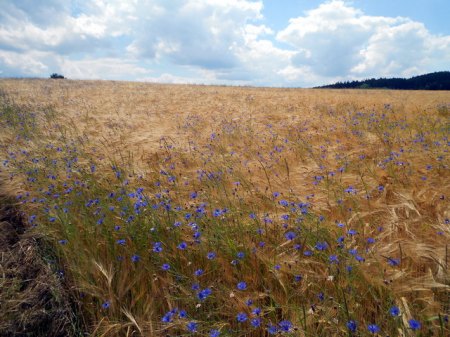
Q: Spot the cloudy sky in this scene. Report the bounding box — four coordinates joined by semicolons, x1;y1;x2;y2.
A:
1;0;449;87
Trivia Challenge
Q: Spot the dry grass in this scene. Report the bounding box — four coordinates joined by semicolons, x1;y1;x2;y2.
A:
0;174;84;336
0;78;449;336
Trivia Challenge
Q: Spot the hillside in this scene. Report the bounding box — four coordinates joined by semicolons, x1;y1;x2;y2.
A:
317;71;450;90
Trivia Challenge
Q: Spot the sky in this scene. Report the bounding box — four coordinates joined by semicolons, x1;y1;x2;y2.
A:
0;0;449;87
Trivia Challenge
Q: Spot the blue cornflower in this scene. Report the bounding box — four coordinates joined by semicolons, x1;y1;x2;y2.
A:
237;281;247;290
131;254;140;262
197;288;212;301
347;320;357;332
367;324;380;334
279;199;289;207
162;311;174;323
345;186;357;194
408;319;421;330
367;237;376;244
102;300;110;309
190;191;197;199
161;263;170;271
337;222;345;228
279;320;292;332
329;255;339;264
237;312;247;322
237;252;245;259
58;239;68;245
207;252;216;260
251;318;261;327
210;329;220;337
317;292;324;301
347;229;358;236
315;241;328;251
304;250;313;256
389;306;400;316
267;324;278;335
179;310;187;318
194;269;204;276
246;299;253;306
294;275;302;282
187;321;198;332
285;231;296;240
388;257;400;266
178;242;187;250
153;242;163;253
252;307;261;315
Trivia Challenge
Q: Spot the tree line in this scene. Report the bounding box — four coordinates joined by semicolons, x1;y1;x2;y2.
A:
316;71;450;90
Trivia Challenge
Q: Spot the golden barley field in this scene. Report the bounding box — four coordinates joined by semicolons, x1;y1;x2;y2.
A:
1;79;449;337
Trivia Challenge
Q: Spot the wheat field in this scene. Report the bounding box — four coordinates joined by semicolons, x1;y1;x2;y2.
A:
0;79;449;336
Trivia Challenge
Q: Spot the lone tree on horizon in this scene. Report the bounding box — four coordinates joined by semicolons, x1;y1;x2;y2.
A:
50;73;65;79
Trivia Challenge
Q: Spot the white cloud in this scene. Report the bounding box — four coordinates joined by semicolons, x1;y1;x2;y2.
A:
127;0;264;69
0;0;131;55
277;0;450;81
60;58;153;80
0;50;51;76
0;49;152;80
353;21;450;77
231;25;296;85
0;0;70;27
0;0;448;86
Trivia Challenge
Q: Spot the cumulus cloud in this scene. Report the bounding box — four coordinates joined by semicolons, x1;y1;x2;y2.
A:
0;0;138;56
0;0;70;27
127;0;263;69
0;50;52;77
353;21;450;77
0;0;448;86
0;49;152;80
277;0;450;82
60;58;153;80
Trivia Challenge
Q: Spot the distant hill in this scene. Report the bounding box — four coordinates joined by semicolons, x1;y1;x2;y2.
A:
316;71;450;90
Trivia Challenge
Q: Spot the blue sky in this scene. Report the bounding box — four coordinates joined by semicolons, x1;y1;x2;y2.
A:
0;0;449;87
